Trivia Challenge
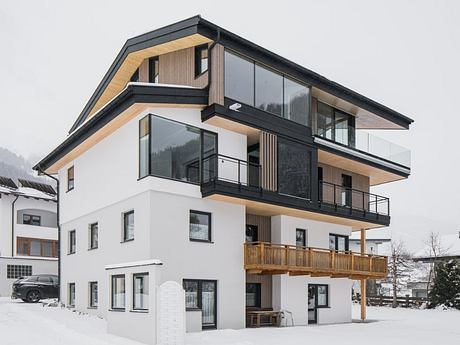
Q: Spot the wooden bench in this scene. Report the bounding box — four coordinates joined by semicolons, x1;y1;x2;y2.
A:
246;310;281;328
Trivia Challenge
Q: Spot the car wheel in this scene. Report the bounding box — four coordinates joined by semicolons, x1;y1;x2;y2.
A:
21;299;27;302
26;290;41;303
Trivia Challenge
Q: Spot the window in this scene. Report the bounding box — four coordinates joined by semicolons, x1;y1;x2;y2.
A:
69;230;76;254
316;285;329;307
123;211;134;241
245;225;258;242
17;237;58;257
149;56;159;83
189;211;211;242
224;50;310;126
133;273;149;310
130;68;139;82
278;138;312;199
183;279;217;329
23;214;41;226
67;166;74;191
139;115;217;182
296;229;306;247
68;283;75;307
246;283;261;308
329;234;349;252
89;282;98;308
111;275;125;310
7;265;32;279
195;44;208;76
89;223;98;249
316;101;355;146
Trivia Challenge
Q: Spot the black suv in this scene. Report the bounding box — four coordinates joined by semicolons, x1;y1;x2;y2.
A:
11;274;59;303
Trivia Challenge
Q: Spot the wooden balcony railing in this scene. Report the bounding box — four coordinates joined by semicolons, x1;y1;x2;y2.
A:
244;242;388;279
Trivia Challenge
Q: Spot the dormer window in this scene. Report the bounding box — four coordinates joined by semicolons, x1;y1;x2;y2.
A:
195;44;208;76
130;68;139;82
149;57;159;83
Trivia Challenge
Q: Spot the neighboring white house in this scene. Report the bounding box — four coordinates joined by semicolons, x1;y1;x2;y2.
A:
35;16;413;344
349;236;391;255
0;176;58;296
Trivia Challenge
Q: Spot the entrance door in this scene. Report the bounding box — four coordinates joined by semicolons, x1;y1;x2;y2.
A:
201;281;217;329
308;285;317;324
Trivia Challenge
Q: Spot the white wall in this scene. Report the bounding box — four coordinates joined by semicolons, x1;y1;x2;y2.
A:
271;215;353;325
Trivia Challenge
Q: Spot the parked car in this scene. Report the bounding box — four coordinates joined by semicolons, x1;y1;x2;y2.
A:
11;274;59;303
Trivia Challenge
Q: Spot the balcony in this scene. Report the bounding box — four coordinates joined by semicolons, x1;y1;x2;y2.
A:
245;242;388;279
201;154;390;228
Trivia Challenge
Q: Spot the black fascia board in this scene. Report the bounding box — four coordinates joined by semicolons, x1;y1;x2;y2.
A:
35;85;208;172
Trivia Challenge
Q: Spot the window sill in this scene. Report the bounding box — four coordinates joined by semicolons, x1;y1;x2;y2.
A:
66;188;74;193
88;247;98;251
186;308;202;312
109;308;126;312
189;239;214;244
130;309;149;313
87;306;98;310
67;252;76;256
120;238;134;244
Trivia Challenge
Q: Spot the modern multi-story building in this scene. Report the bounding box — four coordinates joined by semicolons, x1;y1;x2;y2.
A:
35;15;412;337
0;176;58;296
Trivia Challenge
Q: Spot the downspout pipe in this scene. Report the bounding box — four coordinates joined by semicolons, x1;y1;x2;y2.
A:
11;195;19;258
35;166;61;302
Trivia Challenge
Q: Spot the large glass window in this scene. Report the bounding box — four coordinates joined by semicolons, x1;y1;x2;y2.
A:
189;210;211;242
246;283;261;308
224;50;310;126
139;115;217;183
329;234;349;251
111;275;125;310
316;101;355;146
133;273;149;310
224;51;255;106
278;139;311;199
17;237;57;257
255;64;283;116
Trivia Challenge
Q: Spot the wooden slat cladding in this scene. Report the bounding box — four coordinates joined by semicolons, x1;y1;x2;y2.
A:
158;46;208;88
246;214;271;242
260;132;277;191
138;59;149;82
246;274;273;308
209;44;224;105
319;163;370;210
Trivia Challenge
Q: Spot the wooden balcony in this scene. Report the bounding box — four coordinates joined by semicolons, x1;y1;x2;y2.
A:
244;242;388;280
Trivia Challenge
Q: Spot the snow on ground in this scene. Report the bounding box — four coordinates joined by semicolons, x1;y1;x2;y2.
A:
0;297;459;345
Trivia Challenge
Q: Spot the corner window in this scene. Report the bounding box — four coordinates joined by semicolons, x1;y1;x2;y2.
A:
111;275;126;310
189;211;211;242
195;44;208;76
133;273;149;311
123;211;134;242
89;223;98;249
89;281;98;308
246;283;261;308
149;56;159;83
329;234;349;252
67;166;74;191
68;283;75;307
69;230;76;254
23;214;41;226
296;229;306;247
316;101;355;147
130;68;139;82
245;225;258;243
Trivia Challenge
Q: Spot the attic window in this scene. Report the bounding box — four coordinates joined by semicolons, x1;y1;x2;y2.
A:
130;68;139;82
195;44;208;76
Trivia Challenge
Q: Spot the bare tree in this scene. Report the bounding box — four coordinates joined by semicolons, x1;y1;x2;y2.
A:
387;240;413;308
424;231;449;296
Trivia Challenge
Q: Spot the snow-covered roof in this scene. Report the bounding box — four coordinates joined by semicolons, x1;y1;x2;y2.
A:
105;259;163;270
414;233;460;258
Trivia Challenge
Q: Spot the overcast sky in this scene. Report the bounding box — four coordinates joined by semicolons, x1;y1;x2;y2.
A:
1;0;459;252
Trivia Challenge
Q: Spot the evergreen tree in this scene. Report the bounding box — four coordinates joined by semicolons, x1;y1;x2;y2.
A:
428;260;460;309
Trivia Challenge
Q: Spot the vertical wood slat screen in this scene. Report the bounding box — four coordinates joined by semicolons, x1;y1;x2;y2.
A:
260;131;277;191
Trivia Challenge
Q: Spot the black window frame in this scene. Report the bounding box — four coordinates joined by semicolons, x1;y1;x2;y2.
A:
122;210;135;242
68;282;76;307
245;224;258;243
296;229;306;247
329;233;349;252
111;274;126;310
68;230;76;254
182;279;217;329
310;283;329;308
245;283;261;308
189;210;212;243
195;44;209;77
149;56;159;83
23;214;41;226
89;281;98;308
89;223;98;250
132;272;149;311
67;166;74;192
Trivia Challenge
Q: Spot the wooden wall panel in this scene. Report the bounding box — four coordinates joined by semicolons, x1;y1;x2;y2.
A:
246;214;271;242
209;44;224;105
158;46;208;88
246;274;273;309
138;59;149;82
260;132;277;191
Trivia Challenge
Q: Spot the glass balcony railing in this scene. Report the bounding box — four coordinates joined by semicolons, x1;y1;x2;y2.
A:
315;127;411;168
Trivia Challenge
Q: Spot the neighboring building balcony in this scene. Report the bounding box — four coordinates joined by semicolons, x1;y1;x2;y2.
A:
244;242;388;280
201;154;390;228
